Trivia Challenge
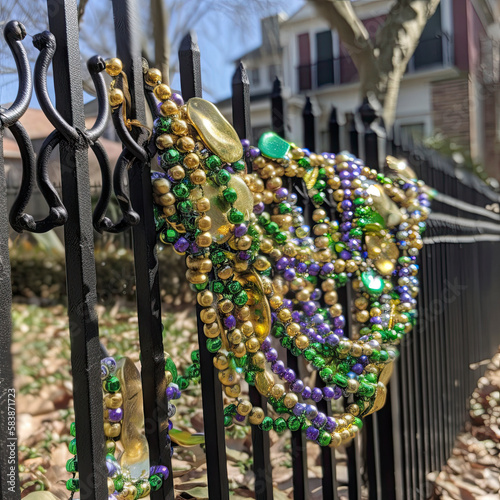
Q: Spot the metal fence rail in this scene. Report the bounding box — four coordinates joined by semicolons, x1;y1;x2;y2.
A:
1;1;499;500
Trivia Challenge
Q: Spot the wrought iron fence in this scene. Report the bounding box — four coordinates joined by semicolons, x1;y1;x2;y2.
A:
0;1;499;500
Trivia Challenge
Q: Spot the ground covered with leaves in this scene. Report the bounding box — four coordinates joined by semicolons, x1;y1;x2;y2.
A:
430;351;500;499
13;304;351;500
14;304;500;499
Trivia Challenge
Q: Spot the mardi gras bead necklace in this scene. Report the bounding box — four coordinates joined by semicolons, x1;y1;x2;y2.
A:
100;59;430;467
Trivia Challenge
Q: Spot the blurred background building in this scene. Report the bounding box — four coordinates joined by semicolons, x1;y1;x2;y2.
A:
217;0;500;178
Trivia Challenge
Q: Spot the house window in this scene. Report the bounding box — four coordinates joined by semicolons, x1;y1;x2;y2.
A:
316;30;334;87
413;4;443;70
268;64;280;83
248;68;260;87
399;123;425;148
297;33;312;91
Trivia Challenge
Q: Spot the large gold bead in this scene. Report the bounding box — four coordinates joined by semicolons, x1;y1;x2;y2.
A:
324;291;338;305
109;88;124;107
160;100;178;117
197;215;212;231
154;83;172;101
159;192;176;206
187;97;243;163
269;295;283;309
330;432;342;448
145;68;162;86
312;208;327;222
255;370;275;396
233;342;247;357
105;57;123;77
219;299;234;314
163;206;176;216
286;322;300;337
108;477;116;494
237;235;252;250
253;255;271;271
228;329;242;344
240;320;254;336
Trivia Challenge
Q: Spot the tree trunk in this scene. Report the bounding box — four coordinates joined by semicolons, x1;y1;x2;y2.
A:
151;0;170;85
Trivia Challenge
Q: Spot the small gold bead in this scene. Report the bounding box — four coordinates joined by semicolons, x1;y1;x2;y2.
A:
294;335;309;350
245;337;260;353
152;177;170;194
286;322;300;337
312;208;327;221
225;384;241;398
228;329;242;344
237;400;253;416
330;432;342;448
197;197;210;212
109;88;124;107
347;404;361;416
177;136;195;153
322;278;336;292
253;255;271;271
169;165;185;181
241;320;254;336
154;83;172;101
284;393;299;409
184;152;200;169
219;368;239;386
190;169;206;185
237;306;251;321
277;308;291;322
197;215;212;231
196;232;212;248
108;477;116;494
204;322;220;338
248;352;264;371
163;206;176;216
356;310;370;323
104;392;123;409
248;407;265;425
237;235;252;250
324;291;338;305
269;295;283;309
104;422;121;438
196;290;214;307
145;68;162;86
159;192;176;206
233;342;247;357
160;100;178;116
217;266;233;280
200;307;217;324
270;383;285;399
329;303;343;317
219;299;234;314
165;371;173;385
213;352;228;370
185;270;207;284
171;119;188;136
105;57;123;77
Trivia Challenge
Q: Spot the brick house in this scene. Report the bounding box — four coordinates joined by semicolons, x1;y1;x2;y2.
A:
217;0;500;178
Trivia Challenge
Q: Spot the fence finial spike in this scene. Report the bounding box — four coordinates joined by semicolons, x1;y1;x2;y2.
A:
272;76;281;97
303;95;313;115
232;60;248;86
179;30;199;54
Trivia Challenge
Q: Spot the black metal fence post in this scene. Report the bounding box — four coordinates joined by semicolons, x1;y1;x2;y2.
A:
179;31;230;500
46;0;107;497
302;96;315;151
358;98;379;168
232;62;274;500
271;77;284;138
329;106;340;154
0;20;32;500
346;112;359;158
111;1;172;498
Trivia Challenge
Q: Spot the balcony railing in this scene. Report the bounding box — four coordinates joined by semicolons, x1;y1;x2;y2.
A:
296;32;453;93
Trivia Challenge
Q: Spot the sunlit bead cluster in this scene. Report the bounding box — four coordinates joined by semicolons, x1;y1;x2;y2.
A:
106;60;430;449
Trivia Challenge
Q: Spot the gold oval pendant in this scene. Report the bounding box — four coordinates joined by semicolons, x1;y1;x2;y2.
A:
187;97;243;163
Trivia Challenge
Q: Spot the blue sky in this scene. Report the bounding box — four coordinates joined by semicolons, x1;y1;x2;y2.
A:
0;0;304;109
